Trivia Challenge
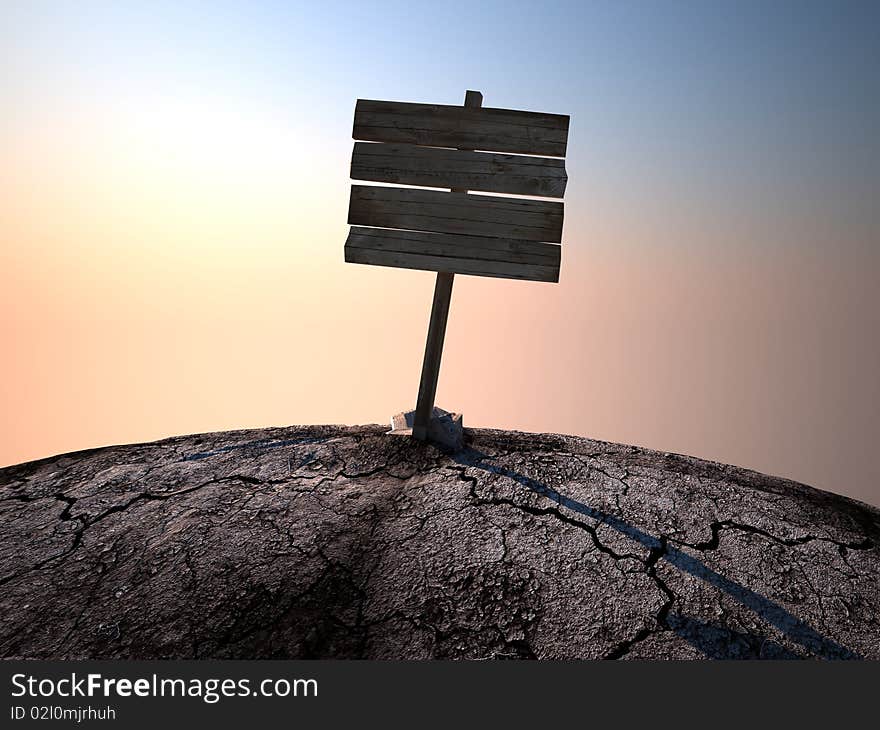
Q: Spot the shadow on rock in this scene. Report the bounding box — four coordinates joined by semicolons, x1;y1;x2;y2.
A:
454;448;860;660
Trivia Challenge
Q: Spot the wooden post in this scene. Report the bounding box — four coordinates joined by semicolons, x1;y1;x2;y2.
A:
412;89;483;441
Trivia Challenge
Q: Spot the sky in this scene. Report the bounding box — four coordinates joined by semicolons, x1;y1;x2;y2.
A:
2;1;879;505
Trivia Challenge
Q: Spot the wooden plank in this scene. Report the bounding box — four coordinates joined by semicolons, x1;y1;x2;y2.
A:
350;142;568;198
353;99;569;157
344;228;560;282
346;227;560;265
345;242;559;282
348;185;564;243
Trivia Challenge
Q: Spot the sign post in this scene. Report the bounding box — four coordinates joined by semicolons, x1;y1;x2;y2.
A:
344;90;570;448
411;90;483;440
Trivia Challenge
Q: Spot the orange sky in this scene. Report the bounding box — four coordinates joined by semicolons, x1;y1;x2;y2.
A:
3;119;878;505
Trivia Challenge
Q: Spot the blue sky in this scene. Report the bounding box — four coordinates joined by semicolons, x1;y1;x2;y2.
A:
6;0;878;252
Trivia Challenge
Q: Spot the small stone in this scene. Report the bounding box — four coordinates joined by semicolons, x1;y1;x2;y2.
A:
388;406;464;451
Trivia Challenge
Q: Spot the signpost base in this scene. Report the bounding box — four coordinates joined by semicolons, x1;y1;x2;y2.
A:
388;406;464;452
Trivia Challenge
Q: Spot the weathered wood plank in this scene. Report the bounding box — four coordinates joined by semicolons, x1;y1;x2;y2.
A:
345;244;559;282
353;99;569;157
344;228;560;282
348;185;564;243
350;142;568;198
346;227;560;264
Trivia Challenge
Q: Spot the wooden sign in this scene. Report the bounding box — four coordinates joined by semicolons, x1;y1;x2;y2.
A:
344;90;570;443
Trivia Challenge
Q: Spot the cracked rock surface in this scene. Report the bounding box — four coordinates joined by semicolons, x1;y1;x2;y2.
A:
1;425;878;659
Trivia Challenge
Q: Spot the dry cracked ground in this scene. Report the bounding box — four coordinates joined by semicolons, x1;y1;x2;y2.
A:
1;425;878;660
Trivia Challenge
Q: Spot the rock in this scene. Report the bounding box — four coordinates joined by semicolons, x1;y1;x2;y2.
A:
389;407;464;451
0;424;878;660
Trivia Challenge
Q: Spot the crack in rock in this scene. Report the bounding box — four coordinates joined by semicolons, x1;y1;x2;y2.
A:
1;424;877;660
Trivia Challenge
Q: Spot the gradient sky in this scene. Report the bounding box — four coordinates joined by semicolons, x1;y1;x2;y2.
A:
2;1;879;505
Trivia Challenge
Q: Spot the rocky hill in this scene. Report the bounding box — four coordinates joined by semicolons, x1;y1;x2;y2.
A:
1;425;878;659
